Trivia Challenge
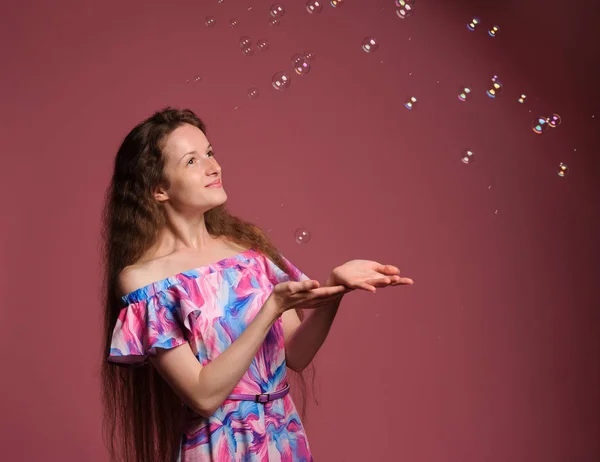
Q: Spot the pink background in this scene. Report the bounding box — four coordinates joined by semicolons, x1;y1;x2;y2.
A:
1;0;599;460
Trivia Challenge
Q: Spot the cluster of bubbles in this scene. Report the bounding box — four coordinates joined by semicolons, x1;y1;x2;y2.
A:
306;0;344;13
238;36;270;56
532;113;562;134
209;0;571;180
466;17;500;37
271;52;316;91
268;3;285;26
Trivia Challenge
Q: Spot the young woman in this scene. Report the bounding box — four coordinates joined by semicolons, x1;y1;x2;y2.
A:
100;107;413;462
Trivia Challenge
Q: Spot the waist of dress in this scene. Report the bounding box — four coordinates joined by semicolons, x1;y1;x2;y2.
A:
226;383;290;404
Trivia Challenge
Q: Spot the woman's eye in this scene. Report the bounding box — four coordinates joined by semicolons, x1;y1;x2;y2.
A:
187;157;196;165
207;151;214;157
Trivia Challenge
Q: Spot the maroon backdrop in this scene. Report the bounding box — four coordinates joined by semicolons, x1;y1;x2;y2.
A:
1;0;598;461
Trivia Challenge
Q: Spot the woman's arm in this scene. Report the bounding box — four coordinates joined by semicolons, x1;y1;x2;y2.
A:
283;275;346;372
119;271;282;419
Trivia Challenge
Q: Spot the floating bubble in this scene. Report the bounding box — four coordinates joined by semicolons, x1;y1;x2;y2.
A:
269;17;281;27
241;45;254;56
395;0;415;6
217;0;224;3
330;0;344;6
294;228;312;244
303;50;315;61
248;88;259;98
532;117;550;134
362;37;379;53
467;17;480;31
256;38;269;51
457;86;472;102
557;162;569;177
291;54;304;65
272;72;291;90
517;94;527;104
404;96;417;110
488;25;500;37
240;36;251;48
548;113;562;128
486;79;503;98
294;57;311;76
306;0;323;13
270;4;285;17
461;149;475;164
396;4;414;19
205;16;216;27
229;18;239;27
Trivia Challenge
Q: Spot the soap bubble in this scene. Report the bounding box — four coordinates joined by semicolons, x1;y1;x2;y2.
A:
548;113;562;128
293;57;311;76
306;0;323;13
229;18;239;27
270;4;285;17
205;16;216;27
272;72;291;90
303;50;315;61
457;86;472;102
240;36;251;48
330;0;344;7
557;163;569;177
461;149;475;164
294;228;312;244
488;25;500;37
248;88;260;98
486;79;503;98
241;45;254;56
532;117;550;134
362;37;379;53
256;38;269;51
404;96;417;110
517;94;527;104
396;4;414;19
467;17;480;31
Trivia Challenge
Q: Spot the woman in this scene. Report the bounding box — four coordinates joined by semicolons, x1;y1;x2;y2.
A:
100;107;413;462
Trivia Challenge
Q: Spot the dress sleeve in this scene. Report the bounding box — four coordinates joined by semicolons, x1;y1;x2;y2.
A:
265;253;311;285
107;290;191;366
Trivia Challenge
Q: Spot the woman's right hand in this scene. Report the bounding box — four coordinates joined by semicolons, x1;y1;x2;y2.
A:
268;280;350;316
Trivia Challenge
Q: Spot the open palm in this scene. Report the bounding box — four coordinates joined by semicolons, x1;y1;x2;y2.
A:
329;259;414;293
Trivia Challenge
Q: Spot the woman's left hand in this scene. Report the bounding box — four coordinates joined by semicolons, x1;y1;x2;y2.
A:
327;260;414;293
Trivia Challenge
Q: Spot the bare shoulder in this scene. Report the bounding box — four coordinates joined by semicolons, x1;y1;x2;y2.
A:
116;237;252;298
116;265;151;298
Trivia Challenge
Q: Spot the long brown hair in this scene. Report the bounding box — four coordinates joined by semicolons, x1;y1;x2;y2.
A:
99;107;316;462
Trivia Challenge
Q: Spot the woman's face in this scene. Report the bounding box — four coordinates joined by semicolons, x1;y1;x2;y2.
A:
155;123;227;211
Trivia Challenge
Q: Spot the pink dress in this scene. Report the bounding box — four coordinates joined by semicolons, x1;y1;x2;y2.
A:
107;249;313;461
